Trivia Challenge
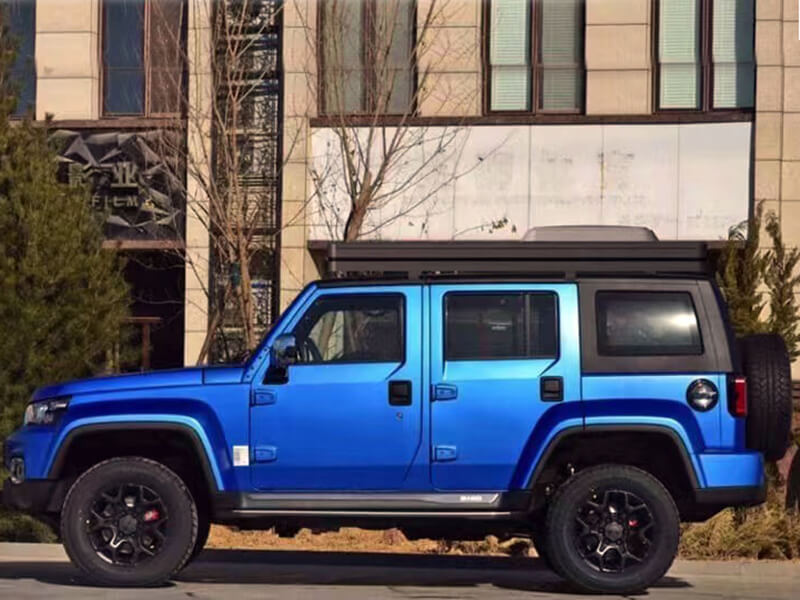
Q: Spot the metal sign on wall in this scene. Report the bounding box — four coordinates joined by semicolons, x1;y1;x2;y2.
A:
52;129;185;241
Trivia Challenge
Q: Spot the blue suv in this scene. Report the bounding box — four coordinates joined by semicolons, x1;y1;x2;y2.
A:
2;240;793;594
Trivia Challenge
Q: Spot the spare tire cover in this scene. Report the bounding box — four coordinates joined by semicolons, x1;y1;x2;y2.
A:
740;334;793;462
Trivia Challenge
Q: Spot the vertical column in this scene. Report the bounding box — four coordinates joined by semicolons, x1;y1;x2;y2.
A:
279;0;316;312
585;0;651;115
35;0;100;120
183;0;213;365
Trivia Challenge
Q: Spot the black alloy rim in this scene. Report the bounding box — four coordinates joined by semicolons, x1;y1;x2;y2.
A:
574;488;655;573
85;483;169;566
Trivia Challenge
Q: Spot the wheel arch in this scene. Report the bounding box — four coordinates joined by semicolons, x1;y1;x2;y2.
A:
48;422;222;502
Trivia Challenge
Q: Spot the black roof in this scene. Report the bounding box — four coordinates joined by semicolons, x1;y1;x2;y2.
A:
307;240;713;281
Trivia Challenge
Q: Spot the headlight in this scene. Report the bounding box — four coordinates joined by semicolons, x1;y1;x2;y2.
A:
23;397;70;426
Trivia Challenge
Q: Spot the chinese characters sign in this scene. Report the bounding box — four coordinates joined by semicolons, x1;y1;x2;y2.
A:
52;129;185;241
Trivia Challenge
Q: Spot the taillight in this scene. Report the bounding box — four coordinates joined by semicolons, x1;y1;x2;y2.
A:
729;376;747;417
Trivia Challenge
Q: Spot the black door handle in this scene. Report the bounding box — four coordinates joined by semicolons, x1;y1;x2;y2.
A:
389;380;412;406
541;377;563;402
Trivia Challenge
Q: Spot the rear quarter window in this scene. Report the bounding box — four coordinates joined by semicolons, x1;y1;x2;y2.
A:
596;291;703;356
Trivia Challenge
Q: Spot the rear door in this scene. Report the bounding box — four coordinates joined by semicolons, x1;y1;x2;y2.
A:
429;283;581;491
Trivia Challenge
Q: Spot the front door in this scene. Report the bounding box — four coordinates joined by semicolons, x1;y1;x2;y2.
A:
250;285;423;490
429;283;582;490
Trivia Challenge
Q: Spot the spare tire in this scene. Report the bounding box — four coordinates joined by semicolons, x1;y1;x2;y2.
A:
740;334;793;462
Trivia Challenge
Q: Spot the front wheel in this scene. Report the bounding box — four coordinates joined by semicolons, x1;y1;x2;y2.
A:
543;464;679;594
61;457;198;587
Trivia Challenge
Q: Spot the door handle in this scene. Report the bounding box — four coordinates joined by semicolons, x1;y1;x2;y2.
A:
432;383;458;401
389;380;412;406
540;377;563;402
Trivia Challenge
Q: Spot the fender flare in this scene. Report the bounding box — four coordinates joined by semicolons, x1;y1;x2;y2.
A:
525;424;701;489
47;421;222;494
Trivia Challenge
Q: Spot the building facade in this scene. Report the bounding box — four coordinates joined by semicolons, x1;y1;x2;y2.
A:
279;0;800;343
5;0;800;371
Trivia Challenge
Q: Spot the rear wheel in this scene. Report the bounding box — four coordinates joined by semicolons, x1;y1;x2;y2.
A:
544;465;679;594
61;457;198;587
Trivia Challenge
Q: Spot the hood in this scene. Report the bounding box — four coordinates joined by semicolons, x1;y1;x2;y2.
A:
31;366;242;401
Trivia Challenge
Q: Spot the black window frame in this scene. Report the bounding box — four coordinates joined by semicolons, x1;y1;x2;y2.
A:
654;0;755;114
101;0;187;117
443;291;560;362
483;0;586;116
318;0;418;117
291;293;406;365
595;290;704;357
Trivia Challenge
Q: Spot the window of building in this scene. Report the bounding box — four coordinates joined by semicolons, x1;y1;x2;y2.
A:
102;0;185;116
486;0;584;113
445;293;558;361
319;0;415;115
596;291;703;356
292;294;404;364
657;0;754;110
6;0;36;117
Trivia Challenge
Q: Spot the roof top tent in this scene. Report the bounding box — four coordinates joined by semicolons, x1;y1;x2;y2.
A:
307;227;712;281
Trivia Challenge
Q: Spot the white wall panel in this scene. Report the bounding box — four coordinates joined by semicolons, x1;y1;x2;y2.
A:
309;121;751;241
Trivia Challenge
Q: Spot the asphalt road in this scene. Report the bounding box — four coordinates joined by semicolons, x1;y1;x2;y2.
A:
1;543;799;599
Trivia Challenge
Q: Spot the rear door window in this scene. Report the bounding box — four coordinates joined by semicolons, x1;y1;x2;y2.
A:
596;291;702;356
445;293;557;360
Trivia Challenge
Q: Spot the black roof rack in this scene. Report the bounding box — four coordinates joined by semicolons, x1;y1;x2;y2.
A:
307;240;713;280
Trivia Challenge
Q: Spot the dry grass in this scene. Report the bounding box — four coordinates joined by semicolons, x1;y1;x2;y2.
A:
680;484;800;560
207;526;536;557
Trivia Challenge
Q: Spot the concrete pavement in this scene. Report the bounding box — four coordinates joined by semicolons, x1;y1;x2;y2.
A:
1;543;799;599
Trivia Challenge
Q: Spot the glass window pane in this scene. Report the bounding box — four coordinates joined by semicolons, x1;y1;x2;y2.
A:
293;295;403;364
596;292;703;356
149;0;185;113
659;0;700;109
7;0;36;116
491;67;531;111
104;0;144;114
541;67;583;111
489;0;530;111
322;0;365;114
712;0;754;108
104;69;145;115
375;0;414;114
445;293;557;361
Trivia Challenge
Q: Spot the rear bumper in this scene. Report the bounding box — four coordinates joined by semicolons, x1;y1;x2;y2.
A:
2;478;64;515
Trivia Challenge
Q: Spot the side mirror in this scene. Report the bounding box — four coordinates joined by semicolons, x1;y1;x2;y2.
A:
271;334;299;370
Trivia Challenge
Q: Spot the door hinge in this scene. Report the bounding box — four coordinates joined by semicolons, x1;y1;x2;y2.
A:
434;445;458;462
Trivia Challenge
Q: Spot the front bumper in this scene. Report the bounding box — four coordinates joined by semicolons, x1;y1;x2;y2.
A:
2;478;65;515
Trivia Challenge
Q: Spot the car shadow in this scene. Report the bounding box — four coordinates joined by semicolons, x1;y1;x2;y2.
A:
0;549;691;595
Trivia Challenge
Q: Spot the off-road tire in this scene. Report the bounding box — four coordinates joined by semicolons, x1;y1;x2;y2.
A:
740;334;793;462
543;464;680;595
61;457;198;587
184;510;211;566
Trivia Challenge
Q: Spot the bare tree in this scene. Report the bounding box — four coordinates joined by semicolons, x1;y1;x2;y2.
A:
156;0;305;362
295;0;493;243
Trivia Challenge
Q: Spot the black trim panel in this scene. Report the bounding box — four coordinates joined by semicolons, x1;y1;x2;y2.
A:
2;478;68;514
47;422;219;495
694;484;766;507
526;424;701;489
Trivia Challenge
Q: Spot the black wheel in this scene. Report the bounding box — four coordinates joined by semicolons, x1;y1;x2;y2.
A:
544;465;679;595
184;510;211;566
740;334;793;461
61;457;198;587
